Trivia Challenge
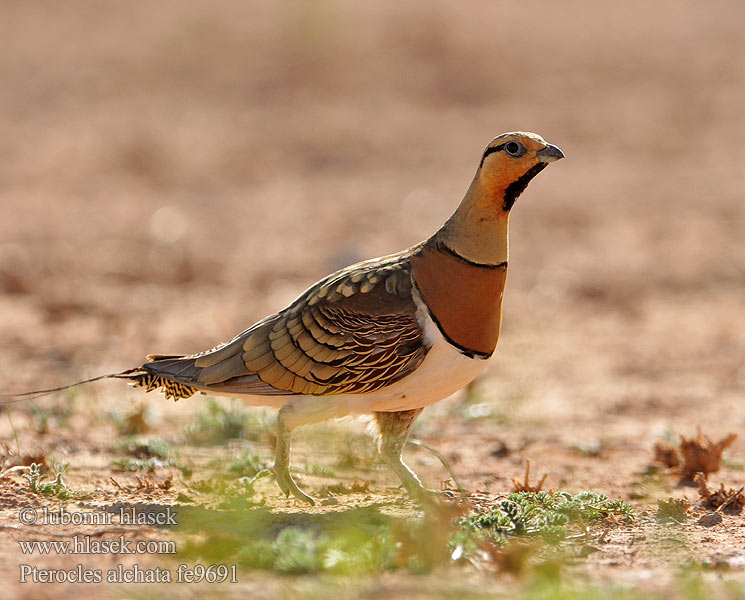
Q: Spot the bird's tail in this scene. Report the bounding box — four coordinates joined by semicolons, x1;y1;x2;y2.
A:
0;363;199;404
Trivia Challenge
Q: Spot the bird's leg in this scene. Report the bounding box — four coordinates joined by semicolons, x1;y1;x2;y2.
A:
274;409;316;505
273;398;350;506
374;408;428;499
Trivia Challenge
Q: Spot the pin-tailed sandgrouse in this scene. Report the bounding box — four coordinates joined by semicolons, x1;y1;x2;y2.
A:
46;132;565;504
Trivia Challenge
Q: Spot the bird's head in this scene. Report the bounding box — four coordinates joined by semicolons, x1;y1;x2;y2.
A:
476;131;564;212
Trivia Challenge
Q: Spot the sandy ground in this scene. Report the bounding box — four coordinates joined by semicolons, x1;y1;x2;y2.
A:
1;1;745;598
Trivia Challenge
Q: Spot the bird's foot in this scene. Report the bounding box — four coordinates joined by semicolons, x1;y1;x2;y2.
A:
428;488;460;500
413;486;455;502
274;465;315;506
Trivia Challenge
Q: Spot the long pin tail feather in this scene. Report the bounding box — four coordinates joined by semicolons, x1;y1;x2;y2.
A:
0;369;143;404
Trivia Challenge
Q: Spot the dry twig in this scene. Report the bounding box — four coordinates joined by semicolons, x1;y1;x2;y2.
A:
512;460;547;493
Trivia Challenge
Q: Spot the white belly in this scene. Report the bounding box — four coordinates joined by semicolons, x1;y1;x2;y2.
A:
346;313;488;412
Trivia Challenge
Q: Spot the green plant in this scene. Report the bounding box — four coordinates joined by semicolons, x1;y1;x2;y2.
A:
23;462;76;499
113;437;171;459
721;458;745;471
514;576;664;600
174;490;633;578
333;430;378;471
460;491;633;544
310;463;337;477
29;403;75;434
656;498;689;522
227;447;266;478
30;405;51;434
110;457;184;472
184;399;253;444
185;470;271;508
178;507;401;575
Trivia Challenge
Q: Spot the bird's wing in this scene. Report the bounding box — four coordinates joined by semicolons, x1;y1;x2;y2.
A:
143;248;429;397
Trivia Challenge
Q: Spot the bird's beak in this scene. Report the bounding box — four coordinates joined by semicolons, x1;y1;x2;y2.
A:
536;144;565;163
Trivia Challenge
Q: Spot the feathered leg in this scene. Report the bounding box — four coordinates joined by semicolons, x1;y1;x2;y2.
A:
374;408;426;497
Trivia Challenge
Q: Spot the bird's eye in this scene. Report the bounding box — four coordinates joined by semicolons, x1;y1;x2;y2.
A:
504;141;525;157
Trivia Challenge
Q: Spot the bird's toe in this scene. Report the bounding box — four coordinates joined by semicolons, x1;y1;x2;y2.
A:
274;466;316;506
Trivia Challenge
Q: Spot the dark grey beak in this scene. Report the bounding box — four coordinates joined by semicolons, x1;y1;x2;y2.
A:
536;144;565;163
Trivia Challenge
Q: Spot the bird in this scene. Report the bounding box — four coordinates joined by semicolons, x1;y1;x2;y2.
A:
6;131;563;505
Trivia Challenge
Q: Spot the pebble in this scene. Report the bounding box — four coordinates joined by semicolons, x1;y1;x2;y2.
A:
697;512;722;527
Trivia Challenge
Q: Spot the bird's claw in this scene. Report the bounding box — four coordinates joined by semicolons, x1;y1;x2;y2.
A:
274;466;315;506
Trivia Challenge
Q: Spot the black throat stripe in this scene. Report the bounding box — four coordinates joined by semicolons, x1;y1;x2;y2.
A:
503;162;547;211
435;240;508;270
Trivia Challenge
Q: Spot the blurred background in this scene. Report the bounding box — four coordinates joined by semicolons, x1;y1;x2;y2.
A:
0;0;744;455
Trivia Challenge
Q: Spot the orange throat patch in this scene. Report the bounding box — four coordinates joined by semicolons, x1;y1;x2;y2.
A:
411;241;506;357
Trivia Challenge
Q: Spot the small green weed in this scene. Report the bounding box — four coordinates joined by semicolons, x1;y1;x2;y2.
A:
110;457;184;472
309;463;337;477
184;399;257;444
29;403;75;434
183;445;271;507
459;491;633;544
30;405;52;434
113;437;171;459
721;458;745;471
110;436;189;475
568;441;604;457
184;473;269;509
656;498;690;522
23;462;76;499
226;446;266;479
629;466;671;500
334;430;378;471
